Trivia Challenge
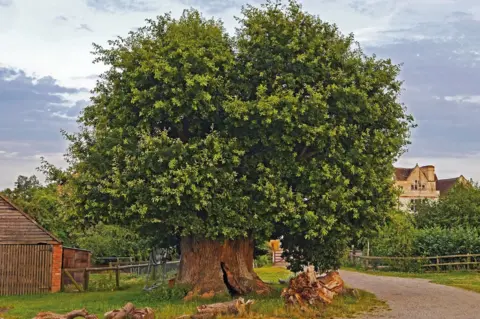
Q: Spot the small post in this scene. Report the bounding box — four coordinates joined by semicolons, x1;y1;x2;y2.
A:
60;268;65;292
115;266;120;289
467;253;471;271
64;269;83;292
366;241;370;269
152;263;157;281
83;269;89;291
436;256;440;272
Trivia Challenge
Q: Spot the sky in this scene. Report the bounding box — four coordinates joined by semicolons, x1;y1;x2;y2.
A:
1;0;480;188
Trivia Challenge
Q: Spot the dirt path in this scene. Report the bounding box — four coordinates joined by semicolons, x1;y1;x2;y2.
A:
340;270;480;319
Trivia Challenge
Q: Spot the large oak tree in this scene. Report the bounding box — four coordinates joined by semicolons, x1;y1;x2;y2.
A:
64;1;413;295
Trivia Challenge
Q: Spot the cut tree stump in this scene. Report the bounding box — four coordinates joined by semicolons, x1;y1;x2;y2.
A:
33;309;98;319
177;298;255;319
104;303;154;319
281;266;346;310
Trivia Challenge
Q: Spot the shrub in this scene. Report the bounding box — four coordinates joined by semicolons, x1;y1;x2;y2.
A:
255;254;272;268
369;211;416;257
413;227;480;256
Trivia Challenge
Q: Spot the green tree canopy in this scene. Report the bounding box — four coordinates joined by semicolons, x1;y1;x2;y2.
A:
64;0;413;274
416;182;480;228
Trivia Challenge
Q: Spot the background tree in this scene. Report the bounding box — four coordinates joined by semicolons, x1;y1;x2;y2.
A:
369;210;416;257
415;182;480;228
63;0;413;295
1;174;73;244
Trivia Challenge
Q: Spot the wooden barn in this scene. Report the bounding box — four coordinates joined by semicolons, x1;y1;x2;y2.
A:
0;194;62;296
62;247;92;287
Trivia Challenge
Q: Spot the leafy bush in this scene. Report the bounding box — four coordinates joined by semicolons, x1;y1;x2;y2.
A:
369;211;416;257
413;227;480;256
255;254;272;268
415;182;480;229
75;223;150;262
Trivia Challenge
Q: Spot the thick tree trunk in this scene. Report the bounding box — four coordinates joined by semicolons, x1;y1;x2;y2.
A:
176;237;270;296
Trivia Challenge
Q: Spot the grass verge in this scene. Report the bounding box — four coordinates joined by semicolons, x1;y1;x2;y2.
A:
0;267;385;319
343;267;480;293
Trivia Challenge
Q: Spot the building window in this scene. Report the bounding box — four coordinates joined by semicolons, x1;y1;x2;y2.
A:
410;198;428;213
411;180;419;190
410;199;418;212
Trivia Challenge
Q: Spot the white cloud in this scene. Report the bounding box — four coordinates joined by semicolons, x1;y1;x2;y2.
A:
0;153;66;189
444;95;480;104
2;0;475;89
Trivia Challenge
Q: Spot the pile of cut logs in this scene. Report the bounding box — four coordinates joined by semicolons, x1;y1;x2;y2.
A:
281;266;352;310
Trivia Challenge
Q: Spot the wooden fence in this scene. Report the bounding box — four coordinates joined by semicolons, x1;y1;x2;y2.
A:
62;261;180;292
352;253;480;271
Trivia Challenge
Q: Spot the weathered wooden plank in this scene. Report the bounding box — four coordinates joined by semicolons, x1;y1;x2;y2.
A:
0;244;53;296
0;196;60;245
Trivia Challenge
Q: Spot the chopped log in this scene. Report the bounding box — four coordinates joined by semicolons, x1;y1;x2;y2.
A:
104;303;154;319
33;309;98;319
177;298;254;319
317;271;345;294
281;266;345;309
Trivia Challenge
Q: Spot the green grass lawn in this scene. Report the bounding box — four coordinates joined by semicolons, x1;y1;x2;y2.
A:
343;267;480;293
0;266;386;319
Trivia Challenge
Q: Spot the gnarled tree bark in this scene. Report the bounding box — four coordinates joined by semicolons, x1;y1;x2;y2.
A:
176;237;270;296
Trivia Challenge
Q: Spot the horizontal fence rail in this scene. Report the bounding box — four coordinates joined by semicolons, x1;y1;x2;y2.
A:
61;261;180;292
351;253;480;272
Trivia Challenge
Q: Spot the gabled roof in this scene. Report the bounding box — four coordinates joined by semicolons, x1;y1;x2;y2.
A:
0;194;61;244
436;177;462;195
395;167;414;181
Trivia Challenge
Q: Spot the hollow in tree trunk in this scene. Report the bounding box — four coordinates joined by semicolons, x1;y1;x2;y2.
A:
176;237;271;297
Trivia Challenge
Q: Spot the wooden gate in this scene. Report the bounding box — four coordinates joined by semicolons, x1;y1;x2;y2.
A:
0;244;52;296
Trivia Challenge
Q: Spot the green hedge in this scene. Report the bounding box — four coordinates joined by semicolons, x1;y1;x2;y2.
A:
370;226;480;258
413;227;480;256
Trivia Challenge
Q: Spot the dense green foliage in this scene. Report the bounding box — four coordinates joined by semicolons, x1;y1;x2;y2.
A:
1;174;149;259
76;223;150;260
61;0;412;272
415;182;480;228
369;196;480;259
372;223;480;257
414;227;480;256
369;211;416;257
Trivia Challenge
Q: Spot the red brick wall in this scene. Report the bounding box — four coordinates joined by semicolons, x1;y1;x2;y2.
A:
51;244;63;293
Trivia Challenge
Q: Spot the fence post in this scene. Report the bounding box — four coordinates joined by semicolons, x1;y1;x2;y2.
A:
115;266;120;289
64;269;83;292
152;264;157;281
83;269;89;291
60;268;65;292
467;253;471;271
436;256;440;272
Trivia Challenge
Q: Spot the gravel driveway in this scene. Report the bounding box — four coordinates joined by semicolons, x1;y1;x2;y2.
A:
340;270;480;319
